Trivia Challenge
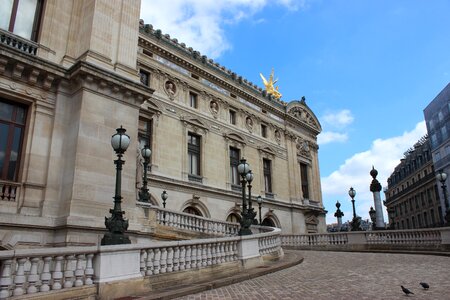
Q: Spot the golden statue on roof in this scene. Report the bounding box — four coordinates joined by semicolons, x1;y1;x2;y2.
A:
260;69;282;100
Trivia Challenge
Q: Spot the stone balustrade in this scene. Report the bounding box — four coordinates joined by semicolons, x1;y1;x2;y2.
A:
138;203;240;236
0;29;38;56
281;227;450;252
0;246;97;299
0;181;19;202
0;227;281;299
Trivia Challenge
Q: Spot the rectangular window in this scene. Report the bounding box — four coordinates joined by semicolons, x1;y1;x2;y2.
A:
300;163;310;199
188;132;201;176
261;124;267;138
189;92;198;108
229;147;240;186
0;99;27;181
229;110;236;125
139;70;150;86
1;0;44;41
263;159;272;194
138;117;152;164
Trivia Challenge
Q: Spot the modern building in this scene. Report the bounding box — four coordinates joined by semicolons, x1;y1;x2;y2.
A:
424;83;450;223
384;136;443;229
0;0;326;249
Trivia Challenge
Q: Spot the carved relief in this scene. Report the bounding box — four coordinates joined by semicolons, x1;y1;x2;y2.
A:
296;137;311;158
210;100;219;117
164;80;177;99
274;130;281;144
288;106;319;130
245;116;253;132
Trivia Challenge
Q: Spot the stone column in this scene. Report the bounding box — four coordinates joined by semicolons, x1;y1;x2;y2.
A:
370;167;385;229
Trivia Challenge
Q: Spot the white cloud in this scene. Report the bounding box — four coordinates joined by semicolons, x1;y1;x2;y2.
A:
322;109;354;128
140;0;307;59
321;121;427;224
318;131;348;145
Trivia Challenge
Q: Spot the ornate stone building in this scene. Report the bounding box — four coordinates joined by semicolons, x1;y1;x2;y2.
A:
384;136;443;229
0;0;325;249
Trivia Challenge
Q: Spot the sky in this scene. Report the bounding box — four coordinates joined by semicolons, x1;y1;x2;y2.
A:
140;0;450;224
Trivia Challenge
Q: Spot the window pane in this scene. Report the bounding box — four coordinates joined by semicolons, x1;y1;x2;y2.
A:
0;102;14;121
7;127;22;180
0;0;14;30
0;124;8;173
14;0;38;39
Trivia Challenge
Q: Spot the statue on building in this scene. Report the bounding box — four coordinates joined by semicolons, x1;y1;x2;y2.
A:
165;81;176;97
260;69;282;100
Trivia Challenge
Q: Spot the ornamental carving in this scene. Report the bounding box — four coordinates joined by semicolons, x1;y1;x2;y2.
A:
245;116;253;132
296;138;311;158
210;100;219;117
164;80;177;99
288;106;319;130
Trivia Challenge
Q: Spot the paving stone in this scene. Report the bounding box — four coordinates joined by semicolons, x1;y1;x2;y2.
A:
176;251;450;300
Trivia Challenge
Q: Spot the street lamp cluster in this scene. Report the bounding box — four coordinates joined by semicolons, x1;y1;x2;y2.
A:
237;158;258;235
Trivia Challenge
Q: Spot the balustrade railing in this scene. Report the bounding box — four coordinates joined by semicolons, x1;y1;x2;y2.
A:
152;206;240;236
0;182;20;202
281;227;450;251
0;226;282;299
0;29;38;55
0;247;97;299
139;238;239;276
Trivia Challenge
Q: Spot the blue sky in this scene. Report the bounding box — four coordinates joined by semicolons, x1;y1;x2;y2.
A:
140;0;450;223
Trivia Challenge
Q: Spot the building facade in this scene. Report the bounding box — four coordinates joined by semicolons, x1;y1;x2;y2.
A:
384;136;443;229
424;83;450;222
0;0;326;249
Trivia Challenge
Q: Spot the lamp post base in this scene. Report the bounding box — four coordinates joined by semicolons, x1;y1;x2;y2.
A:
101;232;131;245
239;209;257;236
350;216;362;231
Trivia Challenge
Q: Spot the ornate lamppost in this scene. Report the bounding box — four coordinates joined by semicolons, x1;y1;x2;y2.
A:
334;201;344;231
436;170;450;226
161;190;168;224
348;187;361;231
237;158;256;235
246;170;256;224
138;145;151;202
101;126;131;245
257;195;263;225
369;206;376;230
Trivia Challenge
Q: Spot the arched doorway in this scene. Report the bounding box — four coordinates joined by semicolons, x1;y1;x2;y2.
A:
183;206;203;216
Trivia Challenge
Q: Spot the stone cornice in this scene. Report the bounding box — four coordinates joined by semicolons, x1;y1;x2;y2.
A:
67;61;154;108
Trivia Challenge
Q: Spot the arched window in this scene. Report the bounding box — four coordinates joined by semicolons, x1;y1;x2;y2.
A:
183;206;202;216
226;213;241;223
261;218;275;227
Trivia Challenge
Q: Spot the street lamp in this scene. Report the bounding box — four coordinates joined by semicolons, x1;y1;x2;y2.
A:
369;206;376;230
246;170;255;224
161;190;168;224
161;190;168;208
436;170;450;226
237;158;256;235
101;126;131;245
139;145;151;202
257;195;263;225
334;201;344;231
348;187;361;231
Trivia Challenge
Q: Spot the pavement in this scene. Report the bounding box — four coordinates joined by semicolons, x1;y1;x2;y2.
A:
127;250;450;300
